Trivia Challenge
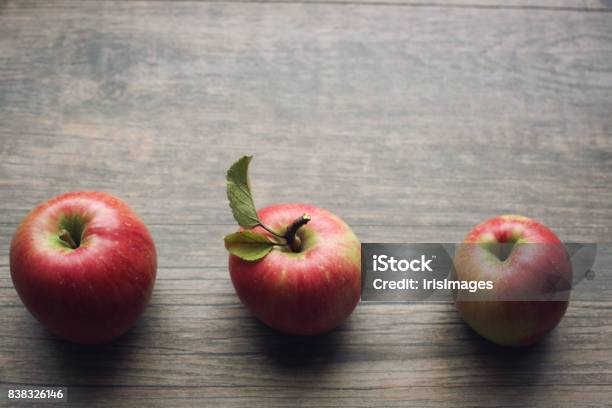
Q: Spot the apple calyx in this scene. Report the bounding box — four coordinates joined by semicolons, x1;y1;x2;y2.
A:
224;156;313;261
59;229;78;249
481;238;521;263
284;213;311;253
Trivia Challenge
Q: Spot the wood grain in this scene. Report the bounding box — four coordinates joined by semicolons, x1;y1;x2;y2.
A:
1;0;611;406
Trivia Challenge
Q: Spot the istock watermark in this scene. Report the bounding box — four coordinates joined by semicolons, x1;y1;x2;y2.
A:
361;243;608;302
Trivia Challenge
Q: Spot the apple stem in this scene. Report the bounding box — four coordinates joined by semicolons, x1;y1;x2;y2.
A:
59;229;78;249
284;213;311;252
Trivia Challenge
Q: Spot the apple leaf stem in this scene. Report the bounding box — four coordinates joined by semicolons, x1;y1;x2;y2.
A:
259;223;285;239
284;213;311;252
58;229;78;249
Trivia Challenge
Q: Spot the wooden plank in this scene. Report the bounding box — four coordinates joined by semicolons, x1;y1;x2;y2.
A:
2;224;612;271
1;1;611;407
1;0;610;11
1;256;612;401
0;1;611;234
1;224;612;407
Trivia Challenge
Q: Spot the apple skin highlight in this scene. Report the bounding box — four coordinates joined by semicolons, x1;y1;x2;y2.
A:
454;215;572;347
10;191;157;344
229;204;361;336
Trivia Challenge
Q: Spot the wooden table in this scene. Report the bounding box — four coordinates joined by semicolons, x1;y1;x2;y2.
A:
1;1;611;406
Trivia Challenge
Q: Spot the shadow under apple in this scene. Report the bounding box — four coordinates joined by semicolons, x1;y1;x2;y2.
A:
450;314;556;403
249;315;346;369
32;316;150;402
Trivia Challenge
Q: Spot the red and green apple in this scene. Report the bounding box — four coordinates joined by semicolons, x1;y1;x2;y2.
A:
10;191;157;344
454;215;572;347
224;157;361;335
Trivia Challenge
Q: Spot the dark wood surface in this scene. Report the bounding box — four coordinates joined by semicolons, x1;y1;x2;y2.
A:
1;0;612;406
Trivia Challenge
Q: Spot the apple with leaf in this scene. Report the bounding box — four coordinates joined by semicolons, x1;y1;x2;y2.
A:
224;156;361;335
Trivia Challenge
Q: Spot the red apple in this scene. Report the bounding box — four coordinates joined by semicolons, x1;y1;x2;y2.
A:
229;204;361;335
10;191;157;344
454;215;572;347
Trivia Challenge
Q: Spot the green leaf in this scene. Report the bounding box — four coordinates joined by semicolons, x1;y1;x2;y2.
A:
224;230;276;261
226;156;261;228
